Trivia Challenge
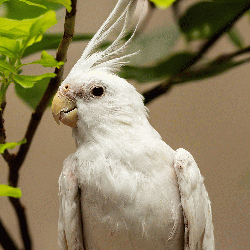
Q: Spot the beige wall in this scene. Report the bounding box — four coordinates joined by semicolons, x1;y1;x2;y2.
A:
0;1;249;249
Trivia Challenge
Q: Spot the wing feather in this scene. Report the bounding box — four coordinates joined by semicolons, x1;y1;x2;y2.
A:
58;157;84;250
174;148;215;250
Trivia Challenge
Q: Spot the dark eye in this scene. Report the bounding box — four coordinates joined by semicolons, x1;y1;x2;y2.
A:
91;86;104;97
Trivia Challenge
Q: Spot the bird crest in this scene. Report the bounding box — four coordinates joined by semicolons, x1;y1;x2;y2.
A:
68;0;145;78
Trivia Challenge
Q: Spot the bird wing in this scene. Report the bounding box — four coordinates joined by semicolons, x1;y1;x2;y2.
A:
174;148;214;250
58;158;84;250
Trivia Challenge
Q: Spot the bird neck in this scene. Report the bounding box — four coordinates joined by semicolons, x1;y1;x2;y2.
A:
72;114;161;158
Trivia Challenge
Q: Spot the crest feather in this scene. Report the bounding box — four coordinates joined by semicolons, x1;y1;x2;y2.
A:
69;0;146;77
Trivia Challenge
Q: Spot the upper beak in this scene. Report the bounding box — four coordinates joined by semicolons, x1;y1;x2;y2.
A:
51;92;78;128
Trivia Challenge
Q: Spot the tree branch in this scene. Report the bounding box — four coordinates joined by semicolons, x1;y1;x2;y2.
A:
8;197;31;250
143;2;250;104
0;100;15;173
0;218;19;250
2;1;78;250
0;100;6;142
14;0;78;174
176;44;250;81
215;44;250;61
144;44;250;104
0;101;8;151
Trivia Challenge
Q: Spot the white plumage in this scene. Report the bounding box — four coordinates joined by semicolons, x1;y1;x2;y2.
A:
52;1;214;249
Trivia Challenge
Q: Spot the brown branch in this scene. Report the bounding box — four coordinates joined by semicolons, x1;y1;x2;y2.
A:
215;44;250;62
0;101;7;144
0;100;15;170
144;44;250;104
2;150;14;164
0;218;19;250
1;1;78;250
177;44;250;77
143;2;250;104
14;0;78;173
8;198;31;250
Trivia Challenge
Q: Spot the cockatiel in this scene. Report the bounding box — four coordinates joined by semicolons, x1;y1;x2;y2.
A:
51;0;214;249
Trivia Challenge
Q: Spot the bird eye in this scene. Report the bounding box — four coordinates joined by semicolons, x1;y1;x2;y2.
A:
91;86;104;97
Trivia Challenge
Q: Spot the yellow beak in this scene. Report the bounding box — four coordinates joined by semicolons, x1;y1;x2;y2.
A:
51;92;78;128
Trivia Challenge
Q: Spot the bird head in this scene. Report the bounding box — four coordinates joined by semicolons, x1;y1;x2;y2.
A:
51;69;146;129
52;0;147;131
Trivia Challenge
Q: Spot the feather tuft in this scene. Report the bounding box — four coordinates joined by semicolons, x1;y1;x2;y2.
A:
68;0;146;77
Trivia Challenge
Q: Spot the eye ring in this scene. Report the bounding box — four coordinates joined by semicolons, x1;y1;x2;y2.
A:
91;86;105;97
63;84;69;91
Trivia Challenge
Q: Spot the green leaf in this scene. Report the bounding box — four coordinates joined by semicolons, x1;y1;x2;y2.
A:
0;0;9;5
47;0;71;12
0;59;16;73
15;78;51;109
24;10;57;49
0;138;26;153
0;11;57;54
0;37;20;58
29;51;64;68
13;73;56;88
0;17;35;39
126;25;179;66
119;52;195;83
18;0;47;9
227;28;244;49
179;2;247;41
149;0;176;9
0;185;22;198
23;33;93;58
5;0;63;20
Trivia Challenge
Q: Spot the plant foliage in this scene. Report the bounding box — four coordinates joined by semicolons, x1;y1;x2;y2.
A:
0;184;22;198
0;0;249;249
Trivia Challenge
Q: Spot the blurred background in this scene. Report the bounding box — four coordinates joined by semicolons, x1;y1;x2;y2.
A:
0;0;249;249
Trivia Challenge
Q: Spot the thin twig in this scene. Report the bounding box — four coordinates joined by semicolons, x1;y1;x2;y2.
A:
0;218;19;250
0;100;14;169
175;44;250;80
0;101;7;144
14;0;78;173
1;150;14;164
143;2;250;104
215;44;250;61
175;57;250;85
0;118;12;162
8;197;31;250
2;1;78;250
143;44;250;104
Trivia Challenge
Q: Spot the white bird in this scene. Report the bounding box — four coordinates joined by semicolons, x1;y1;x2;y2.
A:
51;0;214;249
